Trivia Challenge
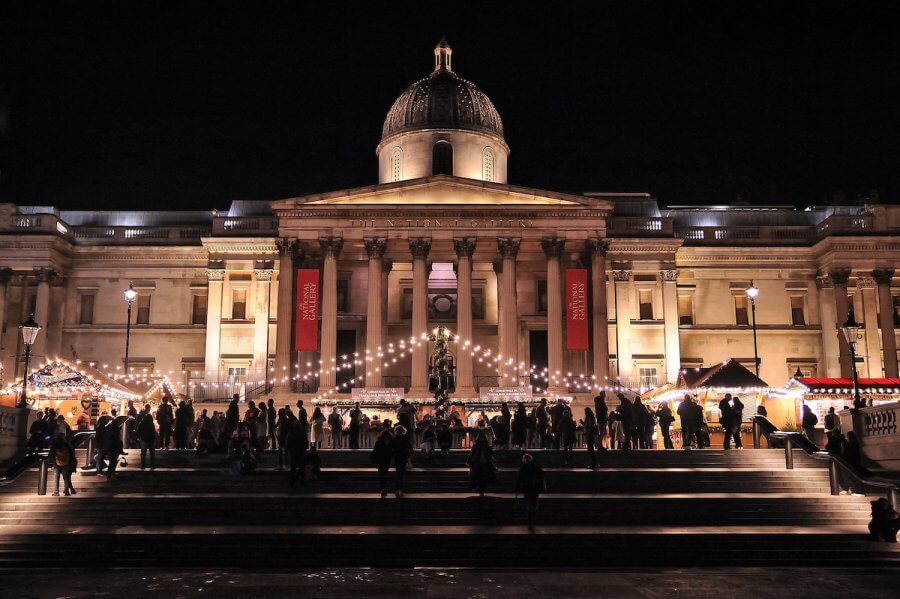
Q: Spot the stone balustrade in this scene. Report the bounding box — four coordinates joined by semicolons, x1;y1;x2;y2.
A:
839;402;900;470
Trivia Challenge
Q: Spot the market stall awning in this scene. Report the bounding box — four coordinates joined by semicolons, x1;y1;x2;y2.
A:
795;377;900;393
20;359;140;401
677;359;769;389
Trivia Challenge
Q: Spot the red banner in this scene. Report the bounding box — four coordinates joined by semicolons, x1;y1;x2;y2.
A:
566;268;589;351
295;269;320;351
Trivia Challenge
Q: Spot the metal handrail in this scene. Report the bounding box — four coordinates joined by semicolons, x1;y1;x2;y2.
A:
0;429;96;488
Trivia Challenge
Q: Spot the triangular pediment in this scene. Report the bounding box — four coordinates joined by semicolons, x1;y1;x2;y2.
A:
271;176;612;211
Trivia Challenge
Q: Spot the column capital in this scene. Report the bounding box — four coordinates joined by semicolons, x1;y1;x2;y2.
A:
409;237;431;260
541;238;566;258
815;275;833;290
829;268;852;285
585;239;610;257
0;267;11;285
453;238;477;258
857;275;877;289
364;238;388;259
207;268;226;282
612;269;633;282
872;268;895;286
498;237;521;259
660;269;679;282
253;269;274;282
33;267;56;284
319;237;343;258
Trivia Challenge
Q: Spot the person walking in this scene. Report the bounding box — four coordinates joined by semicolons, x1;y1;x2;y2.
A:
730;397;745;449
581;407;599;469
136;404;157;470
512;402;527;449
371;429;394;499
348;402;363;449
515;453;545;531
101;421;124;479
157;396;174;450
801;404;819;446
656;402;675;449
466;432;497;496
560;409;576;465
719;394;734;449
391;426;413;498
328;407;343;449
49;431;77;496
286;417;309;489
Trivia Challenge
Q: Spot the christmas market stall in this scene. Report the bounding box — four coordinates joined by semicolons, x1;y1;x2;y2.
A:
786;376;900;424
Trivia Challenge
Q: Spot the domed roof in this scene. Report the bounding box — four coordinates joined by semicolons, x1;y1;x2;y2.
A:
381;40;504;141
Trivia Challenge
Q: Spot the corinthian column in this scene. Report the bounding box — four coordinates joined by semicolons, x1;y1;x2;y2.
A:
454;238;476;395
873;268;898;377
542;238;566;394
830;268;852;377
409;238;431;395
660;269;681;384
858;275;883;377
274;239;300;388
365;239;387;387
586;240;610;385
613;269;634;385
497;238;520;384
0;268;11;363
32;268;55;363
816;275;840;377
252;265;273;383
204;264;225;382
319;238;343;391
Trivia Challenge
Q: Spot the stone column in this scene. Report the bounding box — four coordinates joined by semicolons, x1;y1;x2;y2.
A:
46;276;67;360
454;238;477;395
830;268;852;377
660;269;681;384
252;265;273;384
365;239;387;387
319;238;343;391
497;238;520;384
542;238;566;393
382;260;393;354
274;239;300;388
613;269;634;385
816;275;841;377
858;275;883;377
0;268;11;363
873;268;898;377
204;265;225;382
409;238;431;395
586;240;610;387
32;268;54;362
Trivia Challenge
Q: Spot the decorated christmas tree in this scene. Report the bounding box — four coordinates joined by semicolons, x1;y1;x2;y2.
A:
429;326;455;400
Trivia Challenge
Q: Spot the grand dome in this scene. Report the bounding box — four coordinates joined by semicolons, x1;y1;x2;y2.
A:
381;39;504;142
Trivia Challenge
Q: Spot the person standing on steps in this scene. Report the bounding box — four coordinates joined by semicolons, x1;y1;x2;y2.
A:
594;392;608;450
266;398;277;450
391;425;413;498
730;397;745;449
559;408;576;465
348;402;363;449
632;397;651;449
536;398;550;449
656;402;675;449
801;404;819;446
310;407;326;449
255;401;269;452
286;416;309;489
512;402;527;449
372;429;395;498
223;395;240;446
136;404;157;470
549;399;566;449
618;394;636;450
174;400;190;450
157;396;174;450
328;407;343;449
677;394;697;450
49;431;77;496
719;394;734;449
467;432;498;496
581;407;599;469
515;453;545;531
824;406;840;435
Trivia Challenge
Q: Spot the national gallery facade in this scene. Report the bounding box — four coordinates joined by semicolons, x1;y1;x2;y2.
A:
2;41;900;407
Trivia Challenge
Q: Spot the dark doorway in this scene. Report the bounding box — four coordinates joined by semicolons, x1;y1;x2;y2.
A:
336;330;357;392
529;330;548;394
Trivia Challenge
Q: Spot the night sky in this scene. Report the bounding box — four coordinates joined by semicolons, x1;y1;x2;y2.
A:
1;1;898;211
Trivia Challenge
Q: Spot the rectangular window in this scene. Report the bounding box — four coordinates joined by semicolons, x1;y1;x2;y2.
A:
336;279;350;313
638;367;658;390
734;295;749;326
232;289;247;320
790;295;806;326
226;367;247;383
79;293;95;325
638;289;654;320
191;294;207;325
136;294;151;325
536;279;548;314
678;294;694;325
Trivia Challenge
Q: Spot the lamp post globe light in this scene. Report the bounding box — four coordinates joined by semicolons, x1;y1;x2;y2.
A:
746;281;760;376
124;282;137;375
17;313;41;408
840;313;864;408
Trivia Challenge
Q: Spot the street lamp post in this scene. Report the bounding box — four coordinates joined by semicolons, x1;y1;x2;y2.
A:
124;282;137;375
746;281;760;376
17;314;42;408
840;314;864;408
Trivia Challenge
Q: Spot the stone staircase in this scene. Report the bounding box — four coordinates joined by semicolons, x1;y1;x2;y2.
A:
0;448;897;568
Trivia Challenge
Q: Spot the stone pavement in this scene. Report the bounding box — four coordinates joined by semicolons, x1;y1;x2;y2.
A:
3;568;898;598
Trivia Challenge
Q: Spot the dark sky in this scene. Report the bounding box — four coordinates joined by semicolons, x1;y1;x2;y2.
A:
1;1;898;211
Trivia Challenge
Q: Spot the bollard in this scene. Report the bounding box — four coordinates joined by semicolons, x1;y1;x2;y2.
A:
828;459;841;495
38;459;49;495
752;420;760;449
784;436;794;470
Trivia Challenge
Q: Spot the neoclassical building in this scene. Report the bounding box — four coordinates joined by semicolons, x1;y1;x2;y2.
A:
2;41;900;406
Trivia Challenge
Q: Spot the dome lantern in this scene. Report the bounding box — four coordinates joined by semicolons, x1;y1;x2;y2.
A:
434;37;453;72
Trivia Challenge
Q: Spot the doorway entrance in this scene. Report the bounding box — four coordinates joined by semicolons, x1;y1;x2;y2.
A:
529;330;548;393
336;330;357;392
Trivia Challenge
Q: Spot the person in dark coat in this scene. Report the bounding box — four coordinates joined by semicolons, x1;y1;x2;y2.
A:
174;400;190;450
677;395;697;450
437;422;453;455
868;497;900;542
391;426;413;498
656;402;675;449
801;405;819;445
467;432;497;496
26;416;49;455
730;397;744;449
101;421;124;479
632;398;652;449
266;398;277;450
536;399;550;449
372;429;394;498
559;409;576;465
823;407;839;434
594;392;609;450
136;404;157;469
348;402;363;449
719;394;734;449
581;407;599;469
224;396;240;446
515;453;545;531
286;417;309;489
511;402;528;449
549;399;567;449
157;396;174;450
618;394;637;450
49;431;77;496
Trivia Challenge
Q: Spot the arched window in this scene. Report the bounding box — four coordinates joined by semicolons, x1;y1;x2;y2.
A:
432;141;453;176
391;148;402;182
482;147;494;182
